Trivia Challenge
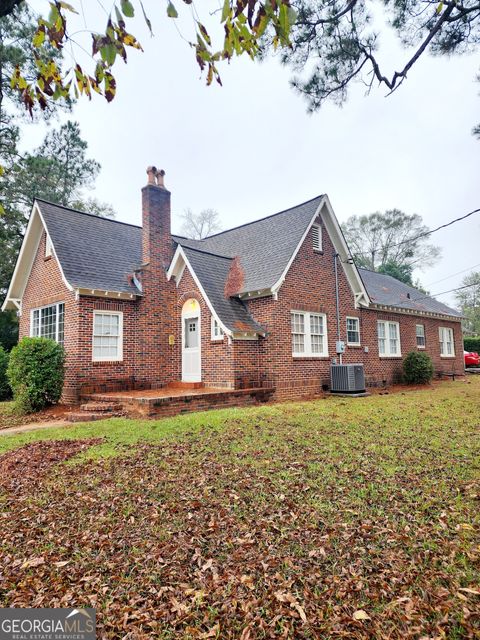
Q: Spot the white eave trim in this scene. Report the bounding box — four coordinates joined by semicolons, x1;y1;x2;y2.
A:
2;201;74;311
167;245;233;338
166;245;184;282
76;288;138;300
238;288;273;300
268;195;370;306
368;303;462;322
231;332;260;340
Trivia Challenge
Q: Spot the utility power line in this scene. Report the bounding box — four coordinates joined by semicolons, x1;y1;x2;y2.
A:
352;206;480;257
410;281;480;304
425;262;480;287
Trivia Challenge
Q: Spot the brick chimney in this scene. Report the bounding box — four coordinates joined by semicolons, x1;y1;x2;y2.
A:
142;166;173;269
136;165;178;387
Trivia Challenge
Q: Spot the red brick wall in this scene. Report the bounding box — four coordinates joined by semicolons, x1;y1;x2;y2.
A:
245;216;463;398
233;340;261;389
19;231;79;402
355;308;463;387
76;297;139;396
19;231;144;401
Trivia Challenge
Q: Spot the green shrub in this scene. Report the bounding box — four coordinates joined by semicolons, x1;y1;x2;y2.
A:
403;351;434;385
0;345;11;401
464;337;480;353
7;337;65;413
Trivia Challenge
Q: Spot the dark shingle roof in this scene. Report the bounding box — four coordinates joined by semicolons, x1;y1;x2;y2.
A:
175;196;325;293
181;247;265;334
36;199;461;328
359;268;461;318
37;200;142;295
36;200;265;332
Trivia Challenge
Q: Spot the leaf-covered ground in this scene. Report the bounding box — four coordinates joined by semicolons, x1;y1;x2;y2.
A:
0;379;479;638
0;401;71;430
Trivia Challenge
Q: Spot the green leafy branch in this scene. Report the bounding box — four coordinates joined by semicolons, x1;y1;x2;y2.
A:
9;0;296;113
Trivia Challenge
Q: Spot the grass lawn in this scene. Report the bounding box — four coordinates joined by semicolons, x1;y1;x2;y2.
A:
0;379;479;638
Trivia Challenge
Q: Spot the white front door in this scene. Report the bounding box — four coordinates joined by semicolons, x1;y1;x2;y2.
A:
182;301;201;382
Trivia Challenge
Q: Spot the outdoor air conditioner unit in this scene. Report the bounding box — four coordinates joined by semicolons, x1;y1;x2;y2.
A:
330;364;365;394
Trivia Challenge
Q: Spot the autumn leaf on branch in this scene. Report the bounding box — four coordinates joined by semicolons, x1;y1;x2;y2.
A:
8;0;296;113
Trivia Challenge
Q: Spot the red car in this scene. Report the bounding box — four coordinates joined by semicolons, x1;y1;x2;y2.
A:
464;350;480;367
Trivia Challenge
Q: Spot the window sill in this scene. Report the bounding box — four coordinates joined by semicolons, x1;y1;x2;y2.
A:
379;355;402;359
293;355;330;360
347;343;362;348
92;359;124;364
313;250;324;255
440;355;456;359
44;256;52;262
417;346;425;350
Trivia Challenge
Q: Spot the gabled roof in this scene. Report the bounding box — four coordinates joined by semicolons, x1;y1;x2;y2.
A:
178;196;325;294
172;195;370;308
359;268;461;318
37;200;142;295
180;247;265;335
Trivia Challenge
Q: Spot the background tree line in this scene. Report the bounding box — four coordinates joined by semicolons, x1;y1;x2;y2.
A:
1;0;479;137
0;6;115;349
1;2;478;350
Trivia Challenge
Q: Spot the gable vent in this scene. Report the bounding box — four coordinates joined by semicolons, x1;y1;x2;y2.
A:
312;223;322;252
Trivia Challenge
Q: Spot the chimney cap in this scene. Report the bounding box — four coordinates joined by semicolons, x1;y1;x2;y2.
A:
156;168;166;188
145;166;166;188
146;166;157;185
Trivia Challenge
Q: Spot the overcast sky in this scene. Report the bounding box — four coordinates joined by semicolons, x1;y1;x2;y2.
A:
27;1;480;306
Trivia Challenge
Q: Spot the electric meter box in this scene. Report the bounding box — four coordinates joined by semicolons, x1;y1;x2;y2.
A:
336;340;346;354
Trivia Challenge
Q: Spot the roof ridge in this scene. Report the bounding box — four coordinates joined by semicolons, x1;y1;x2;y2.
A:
182;244;233;260
203;194;325;240
35;198;142;230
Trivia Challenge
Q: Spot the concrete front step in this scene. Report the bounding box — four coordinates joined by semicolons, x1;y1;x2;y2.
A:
80;402;123;412
167;381;205;390
67;411;124;423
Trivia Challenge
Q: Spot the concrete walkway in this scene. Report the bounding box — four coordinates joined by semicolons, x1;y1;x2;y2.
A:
0;420;70;436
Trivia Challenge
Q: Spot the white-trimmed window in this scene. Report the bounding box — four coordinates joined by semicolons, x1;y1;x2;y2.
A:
439;326;455;357
377;320;401;357
45;235;53;258
211;316;224;341
291;311;328;357
416;324;425;348
312;223;322;252
31;303;64;344
92;311;123;362
346;316;360;345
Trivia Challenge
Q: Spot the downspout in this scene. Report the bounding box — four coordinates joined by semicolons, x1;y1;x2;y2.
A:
334;252;342;364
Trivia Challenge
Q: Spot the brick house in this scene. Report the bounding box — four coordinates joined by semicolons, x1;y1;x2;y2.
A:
2;166;463;403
